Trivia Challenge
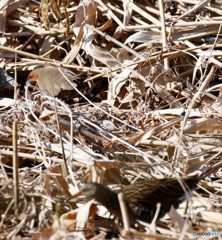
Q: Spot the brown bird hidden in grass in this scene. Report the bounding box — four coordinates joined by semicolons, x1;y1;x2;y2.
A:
72;165;221;224
27;66;85;97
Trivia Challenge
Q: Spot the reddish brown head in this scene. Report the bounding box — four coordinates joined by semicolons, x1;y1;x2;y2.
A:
27;70;39;82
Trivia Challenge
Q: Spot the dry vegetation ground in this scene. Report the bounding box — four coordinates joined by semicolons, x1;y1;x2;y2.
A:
0;0;222;239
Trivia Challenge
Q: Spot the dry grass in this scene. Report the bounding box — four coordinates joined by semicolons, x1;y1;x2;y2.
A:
0;0;222;239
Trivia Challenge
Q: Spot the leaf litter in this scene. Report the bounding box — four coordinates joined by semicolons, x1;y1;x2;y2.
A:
0;0;222;239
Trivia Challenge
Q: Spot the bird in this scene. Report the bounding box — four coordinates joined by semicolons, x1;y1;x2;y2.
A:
72;164;221;224
27;66;85;97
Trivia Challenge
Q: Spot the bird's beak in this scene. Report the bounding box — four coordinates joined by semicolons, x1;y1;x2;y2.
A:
68;189;96;204
68;190;85;203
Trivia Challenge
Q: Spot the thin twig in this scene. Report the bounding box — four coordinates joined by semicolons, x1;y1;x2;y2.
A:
13;120;19;214
118;192;130;233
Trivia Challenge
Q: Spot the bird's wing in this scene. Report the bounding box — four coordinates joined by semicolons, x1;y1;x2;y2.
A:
124;177;198;210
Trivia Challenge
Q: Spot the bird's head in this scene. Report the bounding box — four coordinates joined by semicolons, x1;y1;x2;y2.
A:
80;183;99;198
69;182;117;204
27;70;39;82
72;183;104;200
69;182;136;222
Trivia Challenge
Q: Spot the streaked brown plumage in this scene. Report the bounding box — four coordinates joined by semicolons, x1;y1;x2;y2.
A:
73;165;221;223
